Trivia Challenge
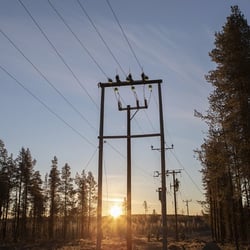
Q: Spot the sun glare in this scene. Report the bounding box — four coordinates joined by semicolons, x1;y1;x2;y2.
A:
110;205;122;218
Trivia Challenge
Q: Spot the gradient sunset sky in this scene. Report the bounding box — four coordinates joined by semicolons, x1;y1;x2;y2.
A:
1;0;249;215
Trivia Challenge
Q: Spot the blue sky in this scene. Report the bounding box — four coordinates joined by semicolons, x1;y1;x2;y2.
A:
1;0;249;215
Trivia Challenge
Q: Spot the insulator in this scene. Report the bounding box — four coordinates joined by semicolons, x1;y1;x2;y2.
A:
115;74;120;83
141;72;149;81
118;101;122;110
148;85;152;91
108;78;113;83
136;99;139;107
144;99;148;107
126;73;133;82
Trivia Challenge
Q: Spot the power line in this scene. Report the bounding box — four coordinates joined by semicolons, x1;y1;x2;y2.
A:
83;147;98;171
0;28;97;132
0;64;96;148
47;0;110;80
150;83;203;196
106;0;144;72
170;150;204;195
104;140;153;179
76;0;127;78
18;0;98;109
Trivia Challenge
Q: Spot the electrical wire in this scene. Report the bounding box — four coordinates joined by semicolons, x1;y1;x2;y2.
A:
0;64;96;148
47;0;110;80
170;150;204;195
18;0;99;109
150;83;204;196
104;141;154;178
105;0;144;73
0;28;97;132
76;0;127;78
83;146;98;171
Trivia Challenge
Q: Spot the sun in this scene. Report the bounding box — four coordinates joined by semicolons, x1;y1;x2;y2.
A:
109;205;122;218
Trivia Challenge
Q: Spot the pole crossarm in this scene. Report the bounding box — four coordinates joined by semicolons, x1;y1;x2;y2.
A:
166;169;182;176
118;103;148;111
98;79;162;88
100;133;161;140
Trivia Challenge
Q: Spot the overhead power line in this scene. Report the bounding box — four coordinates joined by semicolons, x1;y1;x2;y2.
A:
170;150;204;195
83;147;98;171
76;0;127;78
47;0;110;80
0;64;96;148
106;0;144;72
0;28;97;132
18;0;98;109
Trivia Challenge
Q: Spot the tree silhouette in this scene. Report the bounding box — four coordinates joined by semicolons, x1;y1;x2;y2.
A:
196;5;250;246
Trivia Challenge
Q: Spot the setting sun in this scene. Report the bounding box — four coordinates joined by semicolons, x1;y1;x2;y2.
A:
109;205;122;218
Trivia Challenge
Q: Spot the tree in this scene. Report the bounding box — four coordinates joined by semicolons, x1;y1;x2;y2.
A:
196;5;250;246
0;140;8;221
48;156;60;239
59;163;74;239
0;140;13;240
75;170;88;238
86;171;97;236
30;170;44;238
12;148;35;240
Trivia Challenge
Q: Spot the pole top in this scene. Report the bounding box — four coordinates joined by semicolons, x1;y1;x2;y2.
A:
98;79;162;88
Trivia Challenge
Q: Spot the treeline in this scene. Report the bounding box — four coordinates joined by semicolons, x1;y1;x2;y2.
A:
0;139;97;242
195;6;250;246
102;214;209;240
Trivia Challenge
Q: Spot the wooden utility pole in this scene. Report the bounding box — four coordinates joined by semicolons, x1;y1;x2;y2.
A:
96;76;166;250
152;144;173;249
167;169;181;242
183;199;192;216
96;85;105;250
127;105;132;250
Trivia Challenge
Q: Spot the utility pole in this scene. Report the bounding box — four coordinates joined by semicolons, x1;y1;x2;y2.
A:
167;169;181;242
97;75;165;250
127;105;132;249
152;144;173;248
183;199;192;216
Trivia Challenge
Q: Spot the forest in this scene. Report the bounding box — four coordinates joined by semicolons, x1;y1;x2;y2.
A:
0;140;209;247
195;5;250;248
0;143;98;242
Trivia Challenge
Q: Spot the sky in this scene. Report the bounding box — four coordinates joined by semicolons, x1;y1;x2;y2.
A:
0;0;249;216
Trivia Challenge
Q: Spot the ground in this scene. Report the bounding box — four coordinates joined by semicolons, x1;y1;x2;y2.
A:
0;237;247;249
56;237;240;250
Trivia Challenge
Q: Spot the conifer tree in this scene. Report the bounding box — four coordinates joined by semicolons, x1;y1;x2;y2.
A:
14;148;35;240
48;156;60;239
75;170;88;238
59;163;74;239
86;171;97;236
30;170;44;238
197;5;250;246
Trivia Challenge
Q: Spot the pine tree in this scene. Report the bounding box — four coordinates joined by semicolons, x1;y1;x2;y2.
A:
59;163;74;239
48;156;60;239
197;5;250;246
86;171;97;236
75;170;88;238
0;140;11;240
0;140;8;221
30;170;44;238
13;148;35;240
